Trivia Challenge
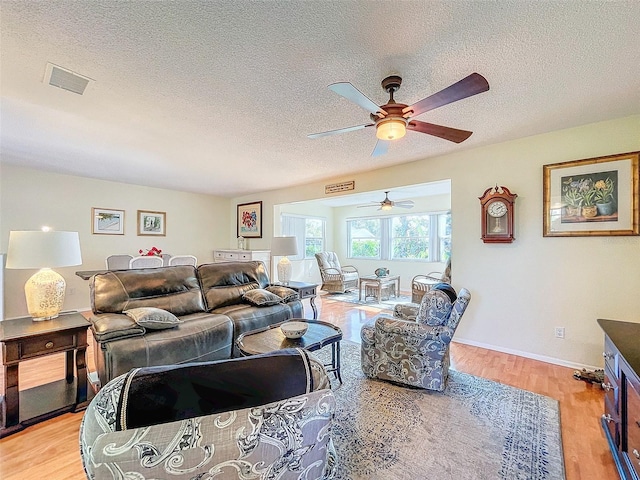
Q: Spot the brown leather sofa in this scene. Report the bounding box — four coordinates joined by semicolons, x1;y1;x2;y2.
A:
89;261;303;388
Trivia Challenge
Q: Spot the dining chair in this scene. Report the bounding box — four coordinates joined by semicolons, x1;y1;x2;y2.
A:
167;255;197;266
105;254;133;270
129;256;163;268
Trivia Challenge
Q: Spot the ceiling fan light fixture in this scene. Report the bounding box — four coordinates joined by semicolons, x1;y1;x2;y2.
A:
376;118;406;141
380;203;393;211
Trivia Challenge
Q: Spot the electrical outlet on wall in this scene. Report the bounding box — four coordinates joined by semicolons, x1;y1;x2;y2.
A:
554;327;565;339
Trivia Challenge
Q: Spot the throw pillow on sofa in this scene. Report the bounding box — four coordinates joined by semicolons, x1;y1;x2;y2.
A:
123;307;182;330
242;289;283;306
265;285;299;303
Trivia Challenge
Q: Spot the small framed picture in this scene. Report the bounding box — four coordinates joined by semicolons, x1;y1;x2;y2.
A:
92;208;125;235
237;201;262;238
137;210;166;236
543;151;639;237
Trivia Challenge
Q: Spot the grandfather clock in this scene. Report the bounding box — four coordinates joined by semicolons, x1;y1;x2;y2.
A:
479;185;517;243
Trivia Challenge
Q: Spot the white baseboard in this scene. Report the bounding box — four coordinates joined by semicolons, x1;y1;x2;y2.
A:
453;337;602;371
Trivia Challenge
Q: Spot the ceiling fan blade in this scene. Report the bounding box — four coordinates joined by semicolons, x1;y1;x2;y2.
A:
329;82;387;116
371;139;390;157
407;120;473;143
357;203;379;208
402;73;489;118
394;201;415;208
308;123;374;139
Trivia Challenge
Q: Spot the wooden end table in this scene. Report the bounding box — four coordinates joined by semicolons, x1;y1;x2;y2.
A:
236;319;342;383
0;312;91;438
359;274;401;303
280;281;318;319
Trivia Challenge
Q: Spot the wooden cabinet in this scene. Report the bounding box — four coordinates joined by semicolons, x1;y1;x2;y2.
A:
213;249;271;277
598;318;640;480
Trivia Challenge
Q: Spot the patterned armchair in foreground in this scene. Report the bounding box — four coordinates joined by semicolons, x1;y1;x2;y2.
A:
361;284;471;391
80;349;336;480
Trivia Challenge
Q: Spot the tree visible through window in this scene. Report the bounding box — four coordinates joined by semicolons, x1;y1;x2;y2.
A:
348;211;450;261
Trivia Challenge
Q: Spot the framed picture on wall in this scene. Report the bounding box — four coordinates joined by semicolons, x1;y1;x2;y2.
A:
543;151;639;237
237;201;262;238
92;207;125;235
137;210;166;236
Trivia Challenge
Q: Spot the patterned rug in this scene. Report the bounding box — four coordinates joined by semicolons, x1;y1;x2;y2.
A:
316;341;565;480
322;290;412;311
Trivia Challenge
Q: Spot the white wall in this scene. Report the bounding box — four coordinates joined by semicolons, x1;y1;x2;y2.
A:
0;164;230;318
232;115;640;368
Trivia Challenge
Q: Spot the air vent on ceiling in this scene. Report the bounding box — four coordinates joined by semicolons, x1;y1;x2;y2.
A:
44;63;93;95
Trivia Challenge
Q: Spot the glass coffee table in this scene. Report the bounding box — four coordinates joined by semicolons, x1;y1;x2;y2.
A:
236;319;343;384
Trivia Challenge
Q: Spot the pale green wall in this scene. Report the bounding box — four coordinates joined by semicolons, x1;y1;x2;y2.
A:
0;164;230;318
232;115;640;368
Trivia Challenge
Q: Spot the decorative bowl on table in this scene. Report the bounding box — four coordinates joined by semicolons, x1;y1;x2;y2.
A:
375;267;389;277
280;321;308;339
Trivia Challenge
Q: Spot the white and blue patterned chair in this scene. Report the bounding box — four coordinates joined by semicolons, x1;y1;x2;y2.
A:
80;349;336;479
361;284;471;392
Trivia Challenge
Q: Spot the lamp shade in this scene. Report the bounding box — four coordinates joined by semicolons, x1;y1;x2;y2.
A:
6;231;82;269
271;236;298;257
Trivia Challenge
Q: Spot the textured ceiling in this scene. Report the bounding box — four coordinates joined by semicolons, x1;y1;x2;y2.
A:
1;1;639;198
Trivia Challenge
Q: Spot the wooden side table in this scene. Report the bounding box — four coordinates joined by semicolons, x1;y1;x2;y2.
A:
282;281;318;319
0;312;91;438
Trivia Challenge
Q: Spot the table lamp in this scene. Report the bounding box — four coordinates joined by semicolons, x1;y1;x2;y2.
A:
6;230;82;321
271;236;298;285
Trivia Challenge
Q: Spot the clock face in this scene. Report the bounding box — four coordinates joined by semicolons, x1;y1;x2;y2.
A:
488;200;508;218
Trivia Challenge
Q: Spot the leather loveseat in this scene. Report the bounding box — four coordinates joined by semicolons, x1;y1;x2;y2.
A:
89;261;303;388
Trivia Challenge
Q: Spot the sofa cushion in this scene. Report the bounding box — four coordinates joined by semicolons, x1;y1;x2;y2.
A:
91;266;206;316
242;289;282;306
266;285;299;302
198;261;271;311
95;312;234;386
123;307;182;330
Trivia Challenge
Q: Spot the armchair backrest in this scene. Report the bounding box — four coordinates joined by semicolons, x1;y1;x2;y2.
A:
315;251;342;272
447;287;471;330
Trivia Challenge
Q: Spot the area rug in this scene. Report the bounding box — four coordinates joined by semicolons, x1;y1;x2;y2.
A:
322;290;412;311
316;341;565;480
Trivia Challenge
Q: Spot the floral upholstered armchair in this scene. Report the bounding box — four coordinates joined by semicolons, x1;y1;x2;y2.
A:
314;251;359;293
361;284;470;391
80;349;336;480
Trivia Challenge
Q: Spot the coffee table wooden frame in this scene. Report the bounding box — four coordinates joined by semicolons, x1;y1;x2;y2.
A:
236;319;343;384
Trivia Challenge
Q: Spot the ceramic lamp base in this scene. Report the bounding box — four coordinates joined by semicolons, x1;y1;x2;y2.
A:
24;268;66;321
277;256;292;285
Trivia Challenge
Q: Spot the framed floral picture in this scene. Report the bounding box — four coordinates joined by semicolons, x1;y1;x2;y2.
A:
543;151;639;237
237;201;262;238
137;210;166;236
92;207;125;235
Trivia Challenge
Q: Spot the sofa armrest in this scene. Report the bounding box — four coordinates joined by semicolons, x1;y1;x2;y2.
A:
89;313;146;343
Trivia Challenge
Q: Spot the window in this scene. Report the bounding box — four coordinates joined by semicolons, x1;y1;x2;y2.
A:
348;211;450;261
348;218;381;258
281;214;326;260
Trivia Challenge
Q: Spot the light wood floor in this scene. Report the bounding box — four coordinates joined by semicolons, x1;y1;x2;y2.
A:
0;293;617;480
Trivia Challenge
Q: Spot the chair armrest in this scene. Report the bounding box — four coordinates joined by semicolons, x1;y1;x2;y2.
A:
322;267;342;275
341;265;358;273
393;302;420;321
374;315;454;344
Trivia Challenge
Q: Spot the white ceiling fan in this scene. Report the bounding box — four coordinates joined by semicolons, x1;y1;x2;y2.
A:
357;191;414;211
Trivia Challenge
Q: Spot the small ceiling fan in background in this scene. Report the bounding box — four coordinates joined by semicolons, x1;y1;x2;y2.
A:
358;191;414;211
308;73;489;157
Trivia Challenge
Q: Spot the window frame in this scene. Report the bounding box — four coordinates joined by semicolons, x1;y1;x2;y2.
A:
347;210;450;262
